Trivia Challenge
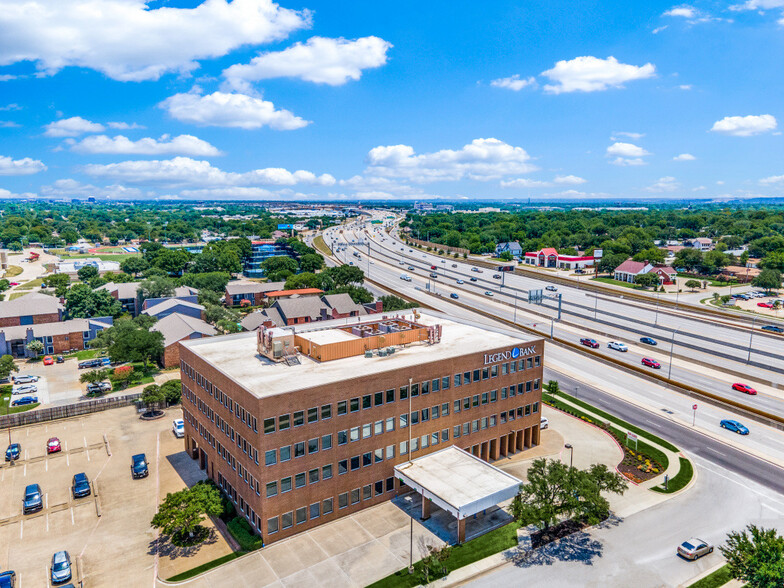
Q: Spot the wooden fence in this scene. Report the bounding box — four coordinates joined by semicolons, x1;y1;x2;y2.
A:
0;393;142;429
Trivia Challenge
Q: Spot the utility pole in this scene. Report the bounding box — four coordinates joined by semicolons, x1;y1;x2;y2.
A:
746;317;757;364
667;327;680;382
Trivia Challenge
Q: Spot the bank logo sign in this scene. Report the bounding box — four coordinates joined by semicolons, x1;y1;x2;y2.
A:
483;345;537;365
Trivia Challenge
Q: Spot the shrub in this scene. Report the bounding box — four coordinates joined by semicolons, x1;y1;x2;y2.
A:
227;517;264;551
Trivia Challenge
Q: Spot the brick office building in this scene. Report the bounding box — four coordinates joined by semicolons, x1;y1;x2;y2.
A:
179;311;544;544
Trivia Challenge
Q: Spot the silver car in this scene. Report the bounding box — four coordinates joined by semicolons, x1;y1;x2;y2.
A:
677;537;713;560
51;550;72;584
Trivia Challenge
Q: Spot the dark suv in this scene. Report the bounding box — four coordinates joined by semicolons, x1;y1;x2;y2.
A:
78;358;103;369
131;454;149;479
23;483;43;514
72;473;91;498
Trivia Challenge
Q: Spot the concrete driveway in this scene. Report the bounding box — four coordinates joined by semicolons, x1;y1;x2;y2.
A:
17;358;82;406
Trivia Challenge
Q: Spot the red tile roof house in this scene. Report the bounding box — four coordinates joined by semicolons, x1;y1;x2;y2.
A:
523;248;595;270
613;259;677;285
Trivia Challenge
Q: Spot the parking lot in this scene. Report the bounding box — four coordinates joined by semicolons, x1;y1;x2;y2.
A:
13;358;82;406
0;404;206;586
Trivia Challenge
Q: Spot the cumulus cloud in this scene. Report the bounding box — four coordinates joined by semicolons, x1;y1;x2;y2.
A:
606;142;650;166
0;103;20;111
81;156;335;188
44;116;105;137
760;174;784;185
710;114;777;136
730;0;784;10
40;178;145;199
541;56;655;94
664;5;698;17
364;138;537;183
554;175;587;184
673;153;696;161
159;89;308;130
645;176;680;192
490;75;537;91
612;131;645;140
0;0;309;81
107;121;145;130
500;178;552;188
0;188;37;199
70;134;222;156
0;154;46;175
223;36;391;87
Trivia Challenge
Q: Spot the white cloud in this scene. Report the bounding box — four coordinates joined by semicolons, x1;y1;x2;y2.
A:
760;174;784;185
81;156;335;188
710;114;777;136
673;153;696;161
679;84;692;90
0;0;309;82
364;138;538;183
490;74;537;91
223;36;391;87
44;116;105;137
70;134;222;156
554;175;587;184
652;25;669;33
159;89;308;130
730;0;784;10
107;121;145;130
541;56;655;94
0;103;20;111
606;142;650;166
645;176;680;192
40;178;145;199
664;6;698;18
0;121;20;128
0;154;46;175
611;131;645;140
500;178;552;188
0;188;36;199
0;75;16;81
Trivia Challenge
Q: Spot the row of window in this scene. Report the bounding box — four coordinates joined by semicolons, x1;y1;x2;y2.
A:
181;361;258;434
218;473;262;535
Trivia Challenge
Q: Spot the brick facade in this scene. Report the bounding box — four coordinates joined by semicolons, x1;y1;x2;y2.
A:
0;312;61;328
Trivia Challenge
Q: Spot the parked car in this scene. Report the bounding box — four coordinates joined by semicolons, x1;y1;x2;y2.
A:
0;571;16;588
450;293;459;299
580;338;599;349
43;356;54;366
12;375;38;384
677;538;713;560
12;384;38;393
72;473;91;498
641;357;661;369
607;341;628;352
172;419;185;438
540;416;549;430
721;419;749;435
762;325;784;333
545;285;557;292
732;382;757;395
55;355;64;363
10;396;37;407
78;358;103;369
456;279;464;284
484;291;493;296
131;453;149;479
23;483;43;514
47;437;62;454
5;443;20;461
758;302;774;309
50;550;72;584
640;336;657;346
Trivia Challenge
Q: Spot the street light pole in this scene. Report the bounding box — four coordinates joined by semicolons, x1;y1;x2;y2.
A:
564;443;574;468
593;295;598;320
746;317;757;364
667;327;680;382
513;290;518;324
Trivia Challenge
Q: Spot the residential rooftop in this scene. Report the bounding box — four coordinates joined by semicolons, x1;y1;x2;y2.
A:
182;310;534;400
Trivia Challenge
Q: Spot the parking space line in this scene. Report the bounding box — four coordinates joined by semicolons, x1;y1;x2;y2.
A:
66;453;69;467
71;507;75;525
19;520;22;539
23;463;26;477
46;512;49;533
45;493;48;509
45;459;48;472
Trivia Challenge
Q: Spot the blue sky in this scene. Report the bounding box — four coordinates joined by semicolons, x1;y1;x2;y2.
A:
1;0;783;201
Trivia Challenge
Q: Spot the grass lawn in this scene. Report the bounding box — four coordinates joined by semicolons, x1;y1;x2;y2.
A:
0;390;40;415
590;276;660;291
676;274;732;288
5;265;22;277
652;457;694;494
688;564;731;587
60;253;140;262
166;552;246;582
16;278;44;290
312;235;332;256
75;349;101;360
367;521;521;588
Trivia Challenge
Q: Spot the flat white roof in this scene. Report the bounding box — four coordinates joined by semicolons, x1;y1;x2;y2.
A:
181;310;534;400
299;329;358;345
395;446;522;519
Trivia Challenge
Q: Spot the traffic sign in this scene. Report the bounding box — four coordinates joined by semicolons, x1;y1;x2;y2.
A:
692;404;698;410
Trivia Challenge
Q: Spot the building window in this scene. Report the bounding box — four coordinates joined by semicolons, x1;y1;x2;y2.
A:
375;480;384;496
339;493;349;509
362;423;372;438
385;417;395;432
411;437;419;452
525;404;531;416
350;456;360;471
308;407;318;423
463;397;470;410
350;398;359;412
266;482;277;497
490;390;497;402
472;420;479;433
308;438;319;454
386;444;395;460
400;440;408;455
278;414;290;430
280;446;291;461
264;418;275;434
441;376;450;390
421;408;430;422
399;385;408;400
473;369;480;382
411;383;419;397
386;477;395;492
338;430;348;445
502;363;508;375
310;502;320;519
338;459;348;475
442;429;449;442
309;468;319;484
535;356;541;367
421;381;429;395
374;391;383;406
491;365;498;378
463;371;471;384
296;507;307;524
462;422;470;436
281;477;292;493
321;404;332;420
363;485;372;500
454;373;461;387
432;378;439;392
362;452;372;467
482;367;489;380
362;394;372;409
322;464;333;480
265;450;277;466
293;411;304;427
533;402;539;413
481;417;488;429
281;512;293;529
337;401;347;416
454;400;460;413
421;434;429;449
374;448;383;463
322;434;332;450
400;414;408;428
268;517;279;534
323;498;334;515
350;426;360;442
411;412;419;425
294;442;305;458
490;415;497;427
441;402;449;416
432;405;439;419
295;473;306;488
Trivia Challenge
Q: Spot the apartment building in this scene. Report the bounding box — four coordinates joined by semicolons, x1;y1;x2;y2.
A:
179;311;544;545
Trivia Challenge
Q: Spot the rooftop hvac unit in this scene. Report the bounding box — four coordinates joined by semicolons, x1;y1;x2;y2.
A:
272;340;284;358
364;350;373;358
387;347;396;355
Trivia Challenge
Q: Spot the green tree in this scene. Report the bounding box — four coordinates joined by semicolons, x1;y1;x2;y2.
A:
25;339;45;357
161;379;182;405
108;319;164;368
80;369;109;384
632;247;665;265
684;279;702;291
753;269;782;293
598;253;627;274
298;253;324;273
153;248;191;275
141;383;166;412
76;265;99;283
701;250;729;274
720;525;784;588
328;285;373;304
674;248;703;271
120;256;149;277
261;255;298;276
46;273;71;297
499;251;514;262
284;272;320;290
378;295;416;311
180;271;231;294
634;273;659;289
325;265;365;287
151;482;224;542
0;354;18;380
138;275;175;300
65;284;122;318
545;380;560;397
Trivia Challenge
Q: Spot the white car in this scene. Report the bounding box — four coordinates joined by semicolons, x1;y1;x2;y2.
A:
172;419;185;438
540;416;549;430
456;279;465;284
12;384;38;394
400;274;412;282
607;341;628;352
13;375;39;384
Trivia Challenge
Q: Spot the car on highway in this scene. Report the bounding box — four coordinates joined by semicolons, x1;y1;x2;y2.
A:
677;538;713;560
430;265;437;270
456;279;464;284
580;338;599;348
50;550;73;584
639;337;657;346
450;293;459;299
545;285;557;292
47;437;62;454
131;453;149;479
607;341;628;352
451;264;458;268
399;260;405;265
23;483;43;514
72;472;91;498
12;375;38;384
720;419;749;435
5;443;20;461
540;416;548;429
484;291;493;296
641;357;661;369
399;274;412;282
429;272;438;278
173;419;185;438
492;274;501;279
43;355;54;365
0;571;16;587
407;266;415;271
732;382;757;395
762;324;784;333
470;277;478;282
440;260;445;264
471;267;481;273
10;395;37;407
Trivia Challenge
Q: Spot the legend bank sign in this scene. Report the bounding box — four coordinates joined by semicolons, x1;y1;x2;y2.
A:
483;345;537;365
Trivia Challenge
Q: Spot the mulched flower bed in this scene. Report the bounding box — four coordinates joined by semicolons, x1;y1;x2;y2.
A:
531;519;588;549
612;436;664;484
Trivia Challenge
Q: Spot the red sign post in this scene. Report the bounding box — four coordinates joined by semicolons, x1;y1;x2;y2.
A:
692;404;698;426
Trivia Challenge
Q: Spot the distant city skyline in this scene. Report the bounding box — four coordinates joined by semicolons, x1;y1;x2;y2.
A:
1;0;783;201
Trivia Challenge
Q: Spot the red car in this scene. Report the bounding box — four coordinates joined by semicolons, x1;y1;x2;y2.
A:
43;355;54;365
580;338;599;348
732;383;757;395
758;302;774;309
9;282;19;286
47;437;61;454
641;357;661;369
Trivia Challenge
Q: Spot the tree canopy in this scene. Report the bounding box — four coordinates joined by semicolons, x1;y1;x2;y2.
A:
720;525;784;588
